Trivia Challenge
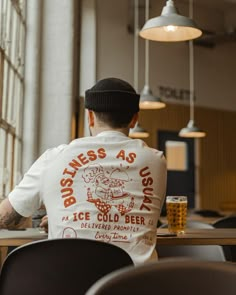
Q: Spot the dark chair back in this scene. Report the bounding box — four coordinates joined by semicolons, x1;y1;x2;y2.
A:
213;215;236;228
193;209;224;218
213;215;236;261
85;259;236;295
0;238;133;295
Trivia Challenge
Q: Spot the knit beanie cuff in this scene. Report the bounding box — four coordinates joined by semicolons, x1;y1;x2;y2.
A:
85;78;140;113
85;90;140;112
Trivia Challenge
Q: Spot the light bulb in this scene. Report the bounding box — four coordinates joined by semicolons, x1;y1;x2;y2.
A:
163;25;178;32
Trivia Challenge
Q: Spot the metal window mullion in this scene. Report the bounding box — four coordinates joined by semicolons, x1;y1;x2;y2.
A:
5;2;13;62
0;47;24;80
18;22;26;76
0;0;4;48
10;9;17;63
0;129;5;200
2;129;8;198
12;135;23;187
0;118;16;134
0;0;7;49
4;0;12;54
0;51;3;118
10;132;15;190
8;70;16;125
14;77;20;132
2;59;10;120
7;68;13;123
16;79;24;137
5;133;12;194
14;14;21;66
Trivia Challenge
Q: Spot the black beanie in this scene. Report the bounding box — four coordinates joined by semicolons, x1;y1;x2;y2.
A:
85;78;140;112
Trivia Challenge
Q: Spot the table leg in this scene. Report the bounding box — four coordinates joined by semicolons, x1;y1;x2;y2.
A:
0;246;8;269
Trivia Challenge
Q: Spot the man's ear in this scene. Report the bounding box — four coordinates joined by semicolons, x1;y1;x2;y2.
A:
88;110;95;127
129;113;139;128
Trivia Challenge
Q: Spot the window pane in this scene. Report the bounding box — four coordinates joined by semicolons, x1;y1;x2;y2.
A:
0;129;6;201
2;59;9;120
0;0;26;200
5;133;14;195
166;140;188;171
13;138;22;187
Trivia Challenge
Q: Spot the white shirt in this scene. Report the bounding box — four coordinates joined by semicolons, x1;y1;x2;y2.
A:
9;131;167;264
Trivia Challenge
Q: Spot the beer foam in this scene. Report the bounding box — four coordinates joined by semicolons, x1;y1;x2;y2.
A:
166;196;187;203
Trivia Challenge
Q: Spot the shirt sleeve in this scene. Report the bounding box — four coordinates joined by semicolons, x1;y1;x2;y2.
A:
8;150;49;217
156;151;167;210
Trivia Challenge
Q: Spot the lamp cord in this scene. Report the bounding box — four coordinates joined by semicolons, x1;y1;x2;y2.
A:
134;0;139;91
189;0;194;122
145;0;149;86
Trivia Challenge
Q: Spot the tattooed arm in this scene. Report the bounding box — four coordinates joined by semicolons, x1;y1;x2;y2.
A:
39;215;48;233
0;198;27;229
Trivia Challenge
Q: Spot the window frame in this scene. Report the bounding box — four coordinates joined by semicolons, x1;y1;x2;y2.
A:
0;0;26;199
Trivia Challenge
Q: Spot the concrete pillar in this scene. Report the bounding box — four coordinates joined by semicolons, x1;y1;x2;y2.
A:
39;0;75;154
23;0;42;172
80;0;97;137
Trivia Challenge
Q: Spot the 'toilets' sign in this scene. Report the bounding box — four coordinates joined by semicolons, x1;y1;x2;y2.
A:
158;86;196;104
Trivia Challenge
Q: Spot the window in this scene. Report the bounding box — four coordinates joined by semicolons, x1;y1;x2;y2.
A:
165;140;188;171
0;0;26;201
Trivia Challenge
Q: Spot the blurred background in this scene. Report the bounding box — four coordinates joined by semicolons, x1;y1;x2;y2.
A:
0;0;236;223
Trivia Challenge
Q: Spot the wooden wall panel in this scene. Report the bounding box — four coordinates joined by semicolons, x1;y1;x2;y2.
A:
139;104;236;212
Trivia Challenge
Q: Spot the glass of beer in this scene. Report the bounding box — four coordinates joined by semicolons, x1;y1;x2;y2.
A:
166;196;188;234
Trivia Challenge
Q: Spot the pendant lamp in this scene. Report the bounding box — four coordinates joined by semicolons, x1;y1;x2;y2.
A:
179;0;206;138
129;123;150;138
139;0;202;42
140;0;166;110
129;0;150;139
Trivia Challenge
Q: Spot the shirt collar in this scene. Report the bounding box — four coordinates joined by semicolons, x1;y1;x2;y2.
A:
96;130;129;138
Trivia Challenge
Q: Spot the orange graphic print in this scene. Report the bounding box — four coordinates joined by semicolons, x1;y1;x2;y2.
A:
83;164;134;215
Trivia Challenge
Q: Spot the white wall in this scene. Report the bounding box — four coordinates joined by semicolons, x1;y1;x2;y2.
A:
96;0;236;111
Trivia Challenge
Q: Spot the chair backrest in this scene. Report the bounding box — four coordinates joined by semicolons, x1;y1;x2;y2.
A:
213;215;236;228
0;238;133;295
193;209;224;218
85;259;236;295
213;215;236;261
157;221;226;261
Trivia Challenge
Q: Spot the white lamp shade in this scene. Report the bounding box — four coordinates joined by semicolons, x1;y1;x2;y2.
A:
139;0;202;42
129;124;150;138
179;120;206;138
139;85;166;110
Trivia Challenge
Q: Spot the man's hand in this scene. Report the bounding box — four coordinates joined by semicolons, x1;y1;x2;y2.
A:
0;198;26;229
40;215;48;233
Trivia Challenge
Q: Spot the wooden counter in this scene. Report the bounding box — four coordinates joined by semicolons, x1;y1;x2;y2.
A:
156;228;236;246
